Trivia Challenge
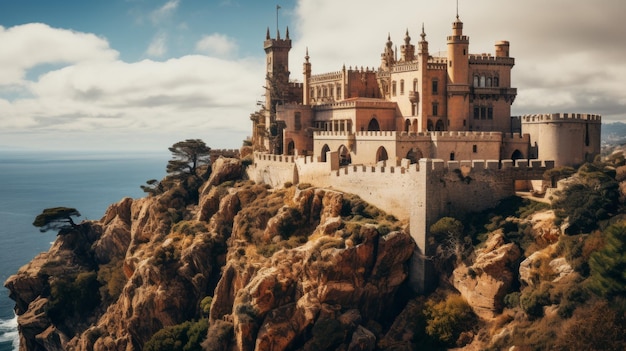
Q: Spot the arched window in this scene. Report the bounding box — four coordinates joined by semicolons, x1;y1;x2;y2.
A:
435;119;445;131
486;77;492;87
413;78;418;91
450;152;455;161
480;75;486;87
392;81;397;96
427;119;434;131
367;118;380;131
511;149;524;161
376;146;388;163
473;75;479;87
286;140;295;155
432;79;439;94
404;119;411;132
338;145;351;165
400;79;405;95
320;144;330;162
493;77;499;87
406;148;423;164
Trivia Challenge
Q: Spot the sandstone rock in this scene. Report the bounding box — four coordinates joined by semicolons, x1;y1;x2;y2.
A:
453;232;521;319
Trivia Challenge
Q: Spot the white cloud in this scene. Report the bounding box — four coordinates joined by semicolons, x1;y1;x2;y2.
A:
0;23;118;86
0;23;265;151
150;0;181;25
146;33;168;57
195;33;238;58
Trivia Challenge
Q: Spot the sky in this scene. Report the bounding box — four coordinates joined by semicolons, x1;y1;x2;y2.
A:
0;0;624;152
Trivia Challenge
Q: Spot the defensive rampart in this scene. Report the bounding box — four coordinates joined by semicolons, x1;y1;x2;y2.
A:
248;152;553;292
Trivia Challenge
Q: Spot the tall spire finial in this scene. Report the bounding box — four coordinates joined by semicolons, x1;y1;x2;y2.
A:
456;0;459;19
420;23;426;41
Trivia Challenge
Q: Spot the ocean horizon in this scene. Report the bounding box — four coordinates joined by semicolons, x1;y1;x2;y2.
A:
0;149;169;351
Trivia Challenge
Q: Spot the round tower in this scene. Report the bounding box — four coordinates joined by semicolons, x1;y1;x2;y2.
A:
446;16;470;130
495;41;510;57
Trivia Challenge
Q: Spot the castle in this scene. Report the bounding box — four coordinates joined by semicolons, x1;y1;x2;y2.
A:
247;14;601;292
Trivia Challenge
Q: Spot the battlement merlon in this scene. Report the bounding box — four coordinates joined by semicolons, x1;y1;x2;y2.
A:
469;55;515;66
519;113;602;124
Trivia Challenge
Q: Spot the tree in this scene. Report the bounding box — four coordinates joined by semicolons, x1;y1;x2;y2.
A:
33;207;81;233
166;139;212;178
141;179;164;196
430;217;470;266
588;223;626;298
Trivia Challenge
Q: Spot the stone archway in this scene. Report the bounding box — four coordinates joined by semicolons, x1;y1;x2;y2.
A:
406;148;423;164
320;144;330;162
338;145;351;165
435;119;445;131
368;118;381;131
511;149;524;161
376;146;388;163
286;140;295;155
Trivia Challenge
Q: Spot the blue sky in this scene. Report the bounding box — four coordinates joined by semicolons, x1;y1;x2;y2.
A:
0;0;624;151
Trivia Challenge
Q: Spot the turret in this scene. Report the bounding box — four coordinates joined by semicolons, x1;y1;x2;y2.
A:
418;24;429;57
400;29;415;62
446;16;469;85
495;40;510;57
446;16;470;130
380;34;395;70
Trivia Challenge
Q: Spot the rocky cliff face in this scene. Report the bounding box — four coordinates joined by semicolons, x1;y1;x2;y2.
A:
5;157;416;351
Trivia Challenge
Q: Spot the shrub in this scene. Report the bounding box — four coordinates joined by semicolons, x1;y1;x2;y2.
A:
144;319;209;351
588;223;626;298
47;271;101;325
424;294;476;346
97;259;127;304
202;319;233;351
552;300;626;351
519;283;552;318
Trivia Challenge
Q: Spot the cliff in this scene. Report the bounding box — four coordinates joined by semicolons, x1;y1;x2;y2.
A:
4;157;416;350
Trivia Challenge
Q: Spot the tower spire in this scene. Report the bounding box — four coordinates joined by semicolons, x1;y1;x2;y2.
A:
456;0;459;19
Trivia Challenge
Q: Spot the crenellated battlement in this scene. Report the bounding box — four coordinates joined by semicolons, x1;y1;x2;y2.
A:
469;54;515;65
519;113;602;123
289;82;303;89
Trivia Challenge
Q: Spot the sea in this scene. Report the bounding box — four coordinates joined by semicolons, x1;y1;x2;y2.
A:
0;150;169;351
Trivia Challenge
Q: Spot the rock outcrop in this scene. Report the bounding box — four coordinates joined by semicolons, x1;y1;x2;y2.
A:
453;232;521;319
5;158;416;351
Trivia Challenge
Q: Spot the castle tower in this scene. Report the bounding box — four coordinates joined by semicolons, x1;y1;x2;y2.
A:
263;26;291;152
400;29;415;62
303;48;311;105
264;27;292;112
446;16;470;130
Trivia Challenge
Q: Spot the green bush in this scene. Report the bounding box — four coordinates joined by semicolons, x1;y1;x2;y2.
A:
47;271;101;325
588;223;626;298
97;259;127;304
144;319;208;351
424;295;476;346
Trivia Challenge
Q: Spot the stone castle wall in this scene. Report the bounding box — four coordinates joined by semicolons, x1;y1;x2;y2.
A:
248;152;552;292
